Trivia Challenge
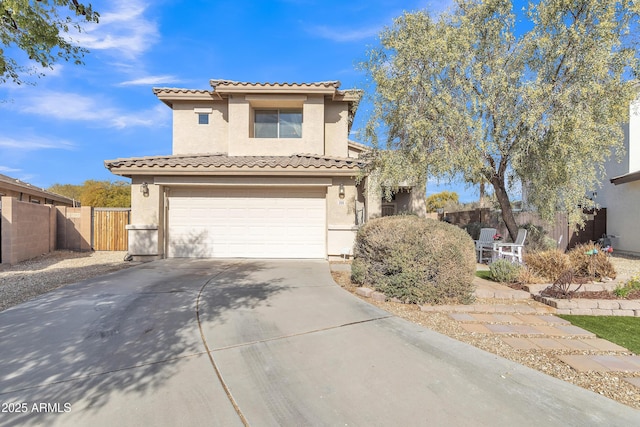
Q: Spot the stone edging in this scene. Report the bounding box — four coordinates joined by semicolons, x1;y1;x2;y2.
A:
533;295;640;317
355;287;388;302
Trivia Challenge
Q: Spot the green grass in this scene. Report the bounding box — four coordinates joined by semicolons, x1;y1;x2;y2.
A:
475;270;492;281
557;315;640;354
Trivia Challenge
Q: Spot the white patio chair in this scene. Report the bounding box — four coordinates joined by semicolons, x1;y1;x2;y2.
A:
494;229;528;263
475;228;497;263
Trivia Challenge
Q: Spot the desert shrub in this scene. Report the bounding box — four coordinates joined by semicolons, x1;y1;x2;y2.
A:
517;265;543;285
567;243;617;279
351;258;367;285
521;223;557;252
489;259;521;283
463;222;493;240
524;250;572;282
352;216;476;305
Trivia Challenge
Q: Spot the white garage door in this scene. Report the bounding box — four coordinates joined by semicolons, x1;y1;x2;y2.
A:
167;187;326;258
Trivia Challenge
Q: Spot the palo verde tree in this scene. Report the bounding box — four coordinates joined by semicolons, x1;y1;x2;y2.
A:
361;0;639;241
1;0;99;85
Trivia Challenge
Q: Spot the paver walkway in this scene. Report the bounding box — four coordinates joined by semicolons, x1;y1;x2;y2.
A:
422;272;640;387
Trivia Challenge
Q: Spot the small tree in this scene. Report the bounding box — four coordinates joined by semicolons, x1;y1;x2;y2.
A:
361;0;639;241
1;0;99;85
426;191;459;212
48;180;130;207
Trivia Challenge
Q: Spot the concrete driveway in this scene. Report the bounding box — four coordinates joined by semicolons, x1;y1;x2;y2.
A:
1;259;639;426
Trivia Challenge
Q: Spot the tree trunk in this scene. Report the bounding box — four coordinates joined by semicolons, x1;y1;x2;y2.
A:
479;180;486;208
491;178;519;242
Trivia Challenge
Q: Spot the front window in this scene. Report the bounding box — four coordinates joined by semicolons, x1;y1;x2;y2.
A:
254;109;302;138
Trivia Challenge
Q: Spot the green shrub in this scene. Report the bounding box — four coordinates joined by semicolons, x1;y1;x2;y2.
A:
489;259;522;283
352;216;476;305
567;243;616;279
524;250;572;282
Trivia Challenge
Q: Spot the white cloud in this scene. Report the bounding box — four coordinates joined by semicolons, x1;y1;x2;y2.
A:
0;166;22;174
308;24;381;43
15;90;169;129
0;135;75;151
118;75;183;86
111;104;170;129
72;0;159;60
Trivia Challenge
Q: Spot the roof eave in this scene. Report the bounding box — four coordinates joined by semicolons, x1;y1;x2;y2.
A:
0;180;74;204
610;170;640;185
107;167;363;179
152;88;219;107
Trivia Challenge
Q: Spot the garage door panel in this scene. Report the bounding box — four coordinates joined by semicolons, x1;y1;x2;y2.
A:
168;187;326;258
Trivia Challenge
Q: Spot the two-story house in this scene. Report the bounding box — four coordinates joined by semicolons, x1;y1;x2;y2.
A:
105;80;426;261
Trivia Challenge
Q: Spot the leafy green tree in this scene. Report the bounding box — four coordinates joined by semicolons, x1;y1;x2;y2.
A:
48;182;82;201
48;180;130;207
426;191;459;212
1;0;99;85
79;180;130;207
361;0;639;241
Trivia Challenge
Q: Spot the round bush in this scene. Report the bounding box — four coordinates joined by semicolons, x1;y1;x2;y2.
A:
523;249;571;282
351;216;476;305
489;259;521;283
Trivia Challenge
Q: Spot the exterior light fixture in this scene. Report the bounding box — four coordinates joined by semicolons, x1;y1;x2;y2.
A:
140;182;149;197
339;184;345;199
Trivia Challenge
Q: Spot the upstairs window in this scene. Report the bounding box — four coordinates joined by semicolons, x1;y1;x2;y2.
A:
194;107;212;125
254;109;302;138
198;113;209;125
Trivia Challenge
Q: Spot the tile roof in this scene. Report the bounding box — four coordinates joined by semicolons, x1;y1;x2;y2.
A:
209;80;341;89
152;88;211;95
105;153;365;173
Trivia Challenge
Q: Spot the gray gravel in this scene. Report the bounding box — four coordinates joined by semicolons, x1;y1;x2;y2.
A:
0;250;134;312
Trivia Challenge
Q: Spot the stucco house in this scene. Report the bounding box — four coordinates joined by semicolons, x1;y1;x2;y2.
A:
105;80;426;261
594;94;640;255
0;173;74;206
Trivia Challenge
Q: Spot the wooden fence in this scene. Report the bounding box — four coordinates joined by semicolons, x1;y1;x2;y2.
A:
92;208;130;251
443;208;607;252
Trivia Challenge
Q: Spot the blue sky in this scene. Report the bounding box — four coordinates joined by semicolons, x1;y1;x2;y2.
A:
0;0;485;202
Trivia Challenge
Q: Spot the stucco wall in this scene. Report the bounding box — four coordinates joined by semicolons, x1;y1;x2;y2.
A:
56;206;92;252
630;98;640;172
327;178;358;257
1;197;56;265
324;101;349;157
172;101;229;155
128;178;164;258
600;180;640;255
596;97;640;255
169;94;354;159
227;94;326;156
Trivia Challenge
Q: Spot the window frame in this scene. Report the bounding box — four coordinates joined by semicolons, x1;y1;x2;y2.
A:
197;113;209;125
254;108;302;139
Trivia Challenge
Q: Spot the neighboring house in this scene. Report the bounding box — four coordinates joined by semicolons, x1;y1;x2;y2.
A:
105;79;426;260
0;174;74;206
595;94;640;255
